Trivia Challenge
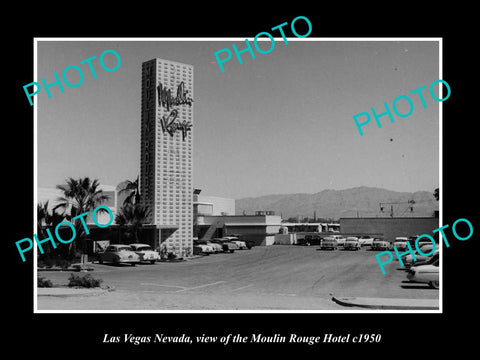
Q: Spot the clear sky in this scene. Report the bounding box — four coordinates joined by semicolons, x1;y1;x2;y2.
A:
36;39;440;199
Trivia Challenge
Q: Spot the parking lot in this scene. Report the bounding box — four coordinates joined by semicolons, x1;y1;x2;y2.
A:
37;245;439;311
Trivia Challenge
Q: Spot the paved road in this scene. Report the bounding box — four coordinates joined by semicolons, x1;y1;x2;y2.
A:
37;245;439;311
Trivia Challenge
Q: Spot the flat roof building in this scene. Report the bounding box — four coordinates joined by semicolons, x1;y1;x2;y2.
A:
196;214;283;246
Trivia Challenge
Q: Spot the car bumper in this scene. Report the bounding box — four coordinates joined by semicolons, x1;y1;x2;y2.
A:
117;258;140;263
140;255;159;261
320;244;336;249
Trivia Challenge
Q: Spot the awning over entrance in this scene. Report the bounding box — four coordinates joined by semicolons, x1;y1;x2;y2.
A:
140;224;180;230
156;224;180;229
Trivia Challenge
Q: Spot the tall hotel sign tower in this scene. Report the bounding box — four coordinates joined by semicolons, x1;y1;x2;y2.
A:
140;58;194;257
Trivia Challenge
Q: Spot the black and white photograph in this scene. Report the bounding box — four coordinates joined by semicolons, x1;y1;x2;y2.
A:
6;7;476;355
33;38;442;313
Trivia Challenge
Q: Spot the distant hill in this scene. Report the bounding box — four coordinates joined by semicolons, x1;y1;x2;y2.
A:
235;186;438;220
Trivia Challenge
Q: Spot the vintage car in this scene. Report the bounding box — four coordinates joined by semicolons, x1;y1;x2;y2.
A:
406;258;439;289
371;238;391;251
320;236;338;250
301;234;322;246
212;238;239;253
331;235;346;247
393;237;409;251
205;241;223;253
129;243;159;264
226;234;255;249
193;244;214;255
193;245;205;256
411;252;439;268
404;247;439;268
358;235;374;247
223;236;248;250
194;239;221;254
97;244;140;266
344;237;361;250
407;235;418;248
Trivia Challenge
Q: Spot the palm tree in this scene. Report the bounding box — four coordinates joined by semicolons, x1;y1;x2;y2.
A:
118;176;140;206
37;201;66;254
37;201;50;237
115;203;151;243
54;177;110;255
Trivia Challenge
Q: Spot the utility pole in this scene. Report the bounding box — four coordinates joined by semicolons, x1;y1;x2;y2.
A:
379;200;415;217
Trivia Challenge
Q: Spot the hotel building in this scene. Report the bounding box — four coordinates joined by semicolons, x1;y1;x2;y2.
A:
140;58;194;256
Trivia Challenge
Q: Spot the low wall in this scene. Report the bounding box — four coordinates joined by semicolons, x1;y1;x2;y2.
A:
340;217;439;242
274;234;297;245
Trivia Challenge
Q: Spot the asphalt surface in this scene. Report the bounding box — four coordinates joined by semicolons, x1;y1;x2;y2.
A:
37;245;439;311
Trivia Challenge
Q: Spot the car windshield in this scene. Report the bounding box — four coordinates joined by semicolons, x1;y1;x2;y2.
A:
135;246;151;251
117;246;132;252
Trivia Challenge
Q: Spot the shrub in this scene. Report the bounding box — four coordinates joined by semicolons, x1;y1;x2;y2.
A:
56;258;72;270
67;273;103;288
38;276;53;288
37;255;73;269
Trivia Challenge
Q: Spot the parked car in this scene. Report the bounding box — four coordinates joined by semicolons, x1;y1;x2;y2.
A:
331;235;346;247
407;235;418;248
129;243;159;264
221;236;248;250
194;239;222;254
393;237;409;251
417;239;436;250
406;258;439;289
212;238;239;253
97;244;140;266
197;243;215;255
233;240;248;249
223;236;248;250
358;235;374;247
320;236;338;250
404;248;439;268
344;237;361;250
193;245;205;256
226;234;255;249
371;238;390;251
411;252;439;268
301;234;322;246
205;241;223;253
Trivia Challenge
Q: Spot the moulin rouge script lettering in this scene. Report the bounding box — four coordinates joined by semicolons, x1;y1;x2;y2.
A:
157;82;193;111
159;109;191;141
157;81;193;141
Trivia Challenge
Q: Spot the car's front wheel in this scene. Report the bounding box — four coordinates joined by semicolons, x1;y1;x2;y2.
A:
429;281;439;289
